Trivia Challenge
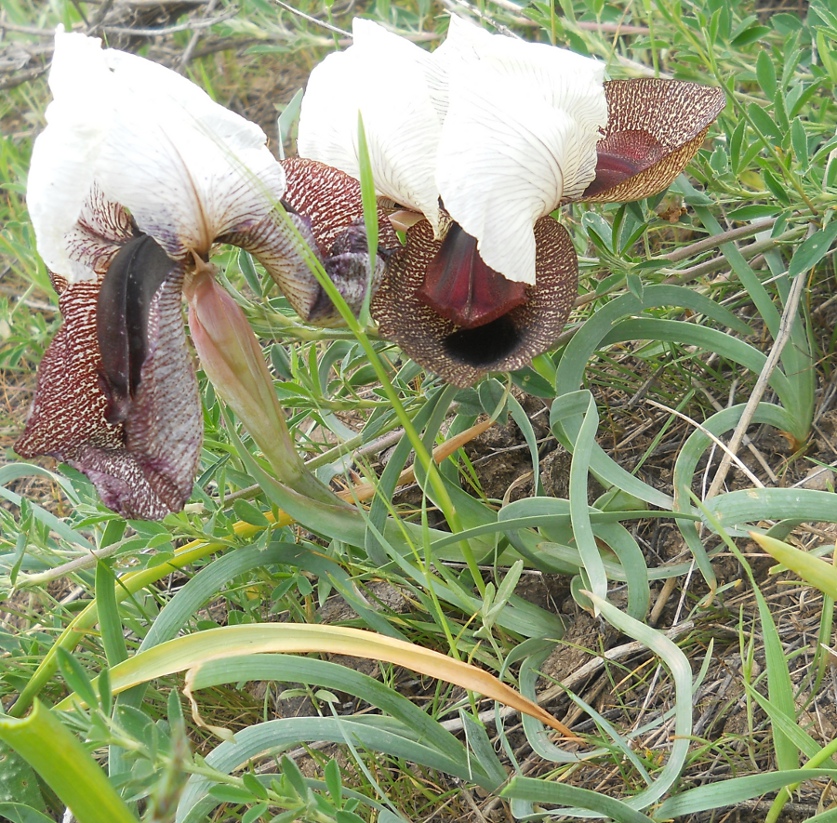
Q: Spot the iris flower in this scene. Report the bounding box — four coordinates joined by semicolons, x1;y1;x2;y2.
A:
297;17;725;386
15;30;378;519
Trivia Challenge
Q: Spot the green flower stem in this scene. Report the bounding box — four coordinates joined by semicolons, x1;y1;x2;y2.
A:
275;208;487;596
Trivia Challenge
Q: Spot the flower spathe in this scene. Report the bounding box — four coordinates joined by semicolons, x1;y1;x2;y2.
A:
297;17;726;386
16;29;375;519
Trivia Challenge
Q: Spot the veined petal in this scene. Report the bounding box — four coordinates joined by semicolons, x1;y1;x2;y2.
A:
96;46;286;259
273;158;400;323
64;184;135;280
15;265;201;519
439;16;606;136
282;157;397;253
26;29;111;281
28;28;287;271
437;81;595;285
297;19;442;234
372;217;577;386
436;20;606;283
581;78;726;202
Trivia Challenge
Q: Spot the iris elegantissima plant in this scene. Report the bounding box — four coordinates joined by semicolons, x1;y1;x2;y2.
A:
15;29;384;520
11;28;579;744
16;19;725;520
297;16;726;386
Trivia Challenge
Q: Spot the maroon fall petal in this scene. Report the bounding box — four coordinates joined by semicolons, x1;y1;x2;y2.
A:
582;129;668;198
282;158;398;252
581;78;726;203
15;259;202;520
417;223;528;328
371;217;577;387
276;157;401;324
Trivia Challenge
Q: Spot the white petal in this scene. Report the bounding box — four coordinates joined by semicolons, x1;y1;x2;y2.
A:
442;18;607;197
442;16;606;142
26;28;111;281
298;20;442;234
96;47;285;259
27;28;287;278
436;18;607;283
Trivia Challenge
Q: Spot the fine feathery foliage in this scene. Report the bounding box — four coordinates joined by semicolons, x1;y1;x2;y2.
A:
1;0;836;822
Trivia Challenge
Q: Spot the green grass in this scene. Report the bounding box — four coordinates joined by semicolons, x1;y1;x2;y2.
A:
1;0;837;821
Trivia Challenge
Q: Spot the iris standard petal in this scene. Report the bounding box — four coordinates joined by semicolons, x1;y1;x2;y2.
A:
581;78;726;202
26;29;111;281
95;46;287;259
437;89;583;286
28;29;291;273
297;19;443;235
438;16;607;144
435;19;606;284
371;217;577;387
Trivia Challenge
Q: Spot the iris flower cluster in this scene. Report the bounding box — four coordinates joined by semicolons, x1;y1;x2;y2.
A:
16;20;724;519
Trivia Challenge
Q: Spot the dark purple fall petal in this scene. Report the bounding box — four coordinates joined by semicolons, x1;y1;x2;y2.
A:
15;260;202;520
372;217;577;387
581;78;726;203
417;223;528;328
277;157;400;324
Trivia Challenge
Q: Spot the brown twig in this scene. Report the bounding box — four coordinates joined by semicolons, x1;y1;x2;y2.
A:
178;0;218;69
704;258;810;501
661;218;776;264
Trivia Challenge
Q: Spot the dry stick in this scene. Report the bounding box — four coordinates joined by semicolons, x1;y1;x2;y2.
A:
102;14;235;37
705;266;808;502
645;399;764;488
572;222;792;310
272;0;351;37
222;428;410;506
512;620;695;720
663;227;802;286
0;21;57;34
649;575;679;626
489;0;651;33
692;378;779;483
87;0;115;31
178;0;218;68
0;66;47;91
345;416;495;501
661;218;776;264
